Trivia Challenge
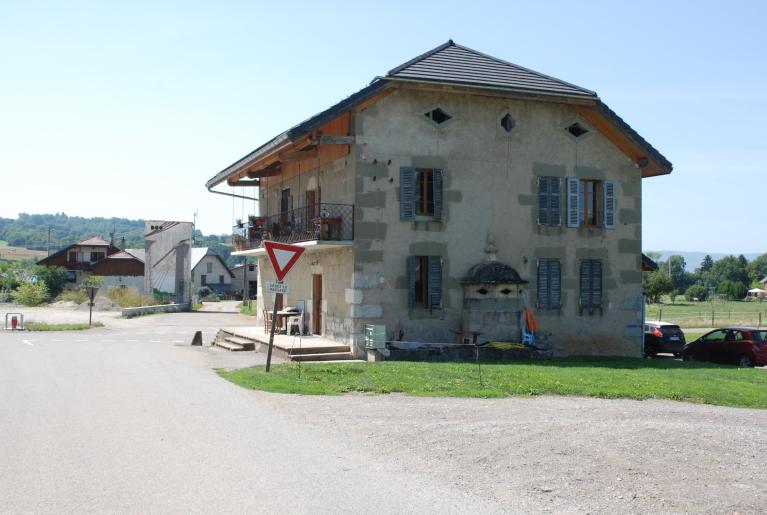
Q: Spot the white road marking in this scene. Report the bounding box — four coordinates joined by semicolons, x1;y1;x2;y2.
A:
172;340;183;343
76;339;88;342
22;339;34;346
103;339;114;342
151;340;162;343
51;339;63;342
127;340;138;342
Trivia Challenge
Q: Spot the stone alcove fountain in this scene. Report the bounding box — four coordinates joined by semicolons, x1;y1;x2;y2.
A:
460;234;527;343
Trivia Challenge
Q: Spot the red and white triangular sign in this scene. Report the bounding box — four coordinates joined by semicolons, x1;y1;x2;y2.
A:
263;241;305;282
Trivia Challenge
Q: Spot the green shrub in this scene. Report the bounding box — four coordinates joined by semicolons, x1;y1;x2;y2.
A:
12;281;49;306
32;265;68;298
685;284;709;301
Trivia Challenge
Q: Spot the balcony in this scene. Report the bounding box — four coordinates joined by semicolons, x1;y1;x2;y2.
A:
233;203;354;251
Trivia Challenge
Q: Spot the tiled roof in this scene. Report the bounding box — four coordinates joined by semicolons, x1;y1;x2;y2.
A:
387;40;596;98
77;236;110;246
106;251;142;261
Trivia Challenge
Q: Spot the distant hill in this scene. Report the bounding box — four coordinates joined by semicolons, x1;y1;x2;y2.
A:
649;250;764;271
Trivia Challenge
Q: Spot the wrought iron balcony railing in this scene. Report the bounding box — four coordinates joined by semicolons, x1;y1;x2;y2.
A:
233;203;354;250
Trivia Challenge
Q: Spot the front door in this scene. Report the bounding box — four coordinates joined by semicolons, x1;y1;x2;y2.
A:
312;274;322;335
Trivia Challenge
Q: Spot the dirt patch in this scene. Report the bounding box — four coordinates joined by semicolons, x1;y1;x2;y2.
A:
75;296;120;312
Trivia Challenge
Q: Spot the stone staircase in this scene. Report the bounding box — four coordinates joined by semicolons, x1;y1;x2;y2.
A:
212;329;358;362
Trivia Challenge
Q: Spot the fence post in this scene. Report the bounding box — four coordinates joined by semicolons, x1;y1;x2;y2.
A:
658;308;662;322
711;311;715;327
759;312;762;328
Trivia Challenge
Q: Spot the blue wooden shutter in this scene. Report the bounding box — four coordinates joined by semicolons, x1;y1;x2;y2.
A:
432;169;443;221
428;256;442;308
592;260;602;307
566;177;580;227
538;259;561;308
579;260;591;308
400;167;415;221
537;177;549;226
603;180;616;228
551;178;561;226
407;256;416;308
551;260;561;307
537;260;550;307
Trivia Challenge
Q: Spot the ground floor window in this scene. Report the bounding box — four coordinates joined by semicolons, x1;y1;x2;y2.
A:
408;256;442;308
579;259;602;311
537;259;561;309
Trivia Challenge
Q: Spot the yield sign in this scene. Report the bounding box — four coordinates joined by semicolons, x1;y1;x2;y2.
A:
263;241;305;282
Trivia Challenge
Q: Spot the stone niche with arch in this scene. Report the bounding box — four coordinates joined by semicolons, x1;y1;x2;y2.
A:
461;260;527;343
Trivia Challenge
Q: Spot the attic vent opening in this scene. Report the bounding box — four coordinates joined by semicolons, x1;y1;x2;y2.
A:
566;122;589;138
424;108;452;125
500;113;515;133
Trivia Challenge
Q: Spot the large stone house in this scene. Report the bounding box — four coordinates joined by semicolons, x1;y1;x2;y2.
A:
205;41;672;357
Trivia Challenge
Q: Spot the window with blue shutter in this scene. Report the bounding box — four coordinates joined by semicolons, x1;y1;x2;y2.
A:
400;167;415;221
428;256;442;308
432;169;443;221
566;177;580;227
401;167;443;222
408;255;443;308
579;259;603;311
537;177;561;226
537;259;561;309
603;180;616;229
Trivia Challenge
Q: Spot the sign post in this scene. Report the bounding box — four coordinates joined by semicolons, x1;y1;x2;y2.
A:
263;241;305;372
86;286;98;327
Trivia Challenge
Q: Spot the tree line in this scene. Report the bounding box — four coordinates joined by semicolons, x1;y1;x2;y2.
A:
644;252;767;303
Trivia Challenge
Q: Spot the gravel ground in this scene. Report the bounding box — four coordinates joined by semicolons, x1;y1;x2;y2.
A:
250;385;767;513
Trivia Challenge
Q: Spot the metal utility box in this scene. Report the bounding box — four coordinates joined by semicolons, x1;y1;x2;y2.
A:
365;324;386;350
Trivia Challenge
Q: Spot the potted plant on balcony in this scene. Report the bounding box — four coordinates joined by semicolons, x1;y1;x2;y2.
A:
232;234;245;251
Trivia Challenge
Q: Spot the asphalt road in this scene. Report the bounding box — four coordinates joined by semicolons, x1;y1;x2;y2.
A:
2;310;766;513
0;312;504;513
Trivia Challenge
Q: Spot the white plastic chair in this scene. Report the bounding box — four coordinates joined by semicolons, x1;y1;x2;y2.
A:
287;300;305;336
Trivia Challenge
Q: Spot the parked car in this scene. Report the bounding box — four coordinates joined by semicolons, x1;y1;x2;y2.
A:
682;327;767;367
644;321;686;357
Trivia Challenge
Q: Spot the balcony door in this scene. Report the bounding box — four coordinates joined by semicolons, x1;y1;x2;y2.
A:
306;189;317;219
280;189;291;222
312;274;322;335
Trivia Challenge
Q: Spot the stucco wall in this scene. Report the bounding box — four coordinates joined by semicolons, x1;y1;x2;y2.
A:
255;246;354;343
192;256;232;291
349;87;645;356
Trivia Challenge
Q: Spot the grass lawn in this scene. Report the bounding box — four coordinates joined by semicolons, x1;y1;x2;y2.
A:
0;240;7;247
218;357;767;409
239;301;257;316
26;321;104;331
646;299;767;328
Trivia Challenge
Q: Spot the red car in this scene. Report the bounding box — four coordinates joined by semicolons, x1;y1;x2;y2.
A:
682;327;767;367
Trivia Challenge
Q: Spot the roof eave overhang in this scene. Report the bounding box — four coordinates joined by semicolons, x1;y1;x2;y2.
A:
205;80;390;190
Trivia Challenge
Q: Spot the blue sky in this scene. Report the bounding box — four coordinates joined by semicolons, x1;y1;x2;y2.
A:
1;1;765;253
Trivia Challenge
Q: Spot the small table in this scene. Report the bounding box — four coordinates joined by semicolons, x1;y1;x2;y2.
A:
452;330;483;346
312;217;342;240
275;310;300;334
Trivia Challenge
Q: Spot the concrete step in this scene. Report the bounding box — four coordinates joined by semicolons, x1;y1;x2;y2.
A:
212;330;256;352
288;345;351;356
290;352;355;362
224;336;256;350
215;340;246;351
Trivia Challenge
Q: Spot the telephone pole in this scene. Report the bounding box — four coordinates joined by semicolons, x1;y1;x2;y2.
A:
47;227;51;256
